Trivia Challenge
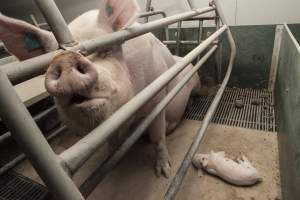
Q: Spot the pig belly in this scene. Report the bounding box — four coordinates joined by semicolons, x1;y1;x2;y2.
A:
165;57;200;134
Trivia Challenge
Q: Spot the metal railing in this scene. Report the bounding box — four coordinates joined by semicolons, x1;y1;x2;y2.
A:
0;0;235;199
165;0;236;199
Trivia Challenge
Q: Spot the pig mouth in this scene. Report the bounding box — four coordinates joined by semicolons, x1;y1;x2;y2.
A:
69;94;107;109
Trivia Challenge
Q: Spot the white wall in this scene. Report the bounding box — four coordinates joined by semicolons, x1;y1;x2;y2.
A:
137;0;300;26
1;0;300;26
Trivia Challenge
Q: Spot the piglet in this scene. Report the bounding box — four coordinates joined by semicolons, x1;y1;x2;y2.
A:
192;151;262;186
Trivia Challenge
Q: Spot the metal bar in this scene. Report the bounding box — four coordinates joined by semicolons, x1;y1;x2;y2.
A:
138;11;170;41
144;0;153;23
4;7;215;85
182;16;216;21
0;105;57;144
33;0;76;46
268;25;284;92
0;126;67;176
163;41;199;45
215;14;223;83
0;70;84;200
79;45;218;197
196;20;203;61
139;11;167;18
176;21;182;55
81;7;215;54
164;0;236;198
59;25;227;175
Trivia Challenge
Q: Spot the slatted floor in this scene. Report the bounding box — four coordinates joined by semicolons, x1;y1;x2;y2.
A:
184;87;276;132
0;172;49;200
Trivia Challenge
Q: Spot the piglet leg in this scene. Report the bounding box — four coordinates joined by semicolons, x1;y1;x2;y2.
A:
149;110;171;178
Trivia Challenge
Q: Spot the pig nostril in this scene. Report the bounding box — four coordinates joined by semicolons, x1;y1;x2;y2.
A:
76;64;86;74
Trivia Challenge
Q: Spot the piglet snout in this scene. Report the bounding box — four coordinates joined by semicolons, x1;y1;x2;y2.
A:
45;51;98;96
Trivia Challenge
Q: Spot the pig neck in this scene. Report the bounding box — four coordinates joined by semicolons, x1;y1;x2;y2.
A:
122;32;175;94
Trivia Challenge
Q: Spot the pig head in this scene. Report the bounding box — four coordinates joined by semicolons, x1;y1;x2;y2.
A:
0;0;200;178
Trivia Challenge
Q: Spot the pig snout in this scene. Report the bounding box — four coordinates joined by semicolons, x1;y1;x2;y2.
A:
45;51;98;96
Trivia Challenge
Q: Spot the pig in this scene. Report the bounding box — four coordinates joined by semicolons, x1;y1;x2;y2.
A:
0;0;200;178
192;151;263;186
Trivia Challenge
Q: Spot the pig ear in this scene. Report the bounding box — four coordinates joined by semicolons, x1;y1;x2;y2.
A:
0;14;58;60
98;0;140;32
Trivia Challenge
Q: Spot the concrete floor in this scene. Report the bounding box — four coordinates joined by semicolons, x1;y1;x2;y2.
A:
14;120;281;200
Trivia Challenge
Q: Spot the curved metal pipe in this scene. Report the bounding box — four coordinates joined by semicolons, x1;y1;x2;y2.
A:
59;25;227;176
79;45;218;197
164;0;237;199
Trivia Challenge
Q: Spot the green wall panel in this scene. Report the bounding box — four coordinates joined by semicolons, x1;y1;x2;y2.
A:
154;25;276;88
288;24;300;44
276;26;300;200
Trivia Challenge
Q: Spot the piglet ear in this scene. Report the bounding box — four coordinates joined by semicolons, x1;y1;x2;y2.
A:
98;0;140;32
0;14;58;60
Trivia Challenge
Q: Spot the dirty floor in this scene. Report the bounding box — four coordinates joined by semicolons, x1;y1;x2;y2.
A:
14;120;281;200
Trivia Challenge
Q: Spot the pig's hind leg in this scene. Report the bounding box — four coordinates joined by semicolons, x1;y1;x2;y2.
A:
149;110;171;178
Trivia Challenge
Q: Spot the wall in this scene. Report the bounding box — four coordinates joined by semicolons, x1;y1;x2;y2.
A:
1;0;300;26
275;25;300;200
137;0;300;26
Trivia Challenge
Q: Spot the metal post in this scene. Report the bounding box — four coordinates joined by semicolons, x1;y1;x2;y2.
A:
197;20;204;61
79;45;218;197
0;70;84;200
214;13;223;83
164;0;236;199
33;0;76;46
3;7;215;85
59;25;227;176
176;21;182;55
144;0;153;23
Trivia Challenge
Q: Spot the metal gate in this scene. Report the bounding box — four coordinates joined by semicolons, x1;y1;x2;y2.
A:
0;0;236;199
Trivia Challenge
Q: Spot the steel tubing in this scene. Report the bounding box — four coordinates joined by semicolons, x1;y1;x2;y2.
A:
59;25;227;175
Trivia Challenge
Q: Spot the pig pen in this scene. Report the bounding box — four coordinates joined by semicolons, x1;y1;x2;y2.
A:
0;0;299;200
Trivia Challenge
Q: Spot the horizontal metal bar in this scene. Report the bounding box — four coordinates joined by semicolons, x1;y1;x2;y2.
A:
79;45;218;197
163;40;199;45
80;7;215;54
138;11;170;42
4;7;215;85
182;16;217;21
0;105;56;144
139;11;167;18
0;69;84;200
164;0;237;199
59;25;227;175
33;0;76;46
0;126;66;176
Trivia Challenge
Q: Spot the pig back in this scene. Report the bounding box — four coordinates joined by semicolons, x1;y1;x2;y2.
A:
122;32;176;94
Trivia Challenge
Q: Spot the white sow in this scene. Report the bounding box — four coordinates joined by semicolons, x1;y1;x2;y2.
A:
0;0;200;178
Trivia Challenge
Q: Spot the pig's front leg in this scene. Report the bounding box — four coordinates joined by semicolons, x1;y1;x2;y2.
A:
149;110;171;178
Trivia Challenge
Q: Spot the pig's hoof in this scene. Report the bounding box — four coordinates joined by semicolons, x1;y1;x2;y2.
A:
155;160;171;178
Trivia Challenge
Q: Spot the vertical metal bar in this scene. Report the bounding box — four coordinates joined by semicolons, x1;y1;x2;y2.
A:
197;20;203;61
33;0;76;46
144;0;152;23
268;25;284;92
176;21;182;55
164;0;236;198
0;70;84;200
215;15;223;83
